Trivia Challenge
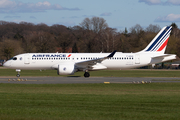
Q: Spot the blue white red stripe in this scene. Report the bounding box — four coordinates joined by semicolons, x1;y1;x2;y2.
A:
145;26;172;52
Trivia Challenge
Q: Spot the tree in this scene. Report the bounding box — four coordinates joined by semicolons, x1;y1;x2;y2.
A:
91;17;108;33
72;42;78;53
79;17;109;52
79;18;91;31
80;17;108;34
171;23;179;38
146;24;161;33
171;23;178;28
129;24;145;52
57;33;73;53
123;27;128;36
34;32;56;53
0;39;23;60
129;24;143;35
101;28;117;52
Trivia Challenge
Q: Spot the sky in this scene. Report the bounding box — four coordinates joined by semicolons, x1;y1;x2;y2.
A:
0;0;180;31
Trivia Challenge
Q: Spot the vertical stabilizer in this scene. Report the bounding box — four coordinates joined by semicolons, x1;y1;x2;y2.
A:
139;26;172;54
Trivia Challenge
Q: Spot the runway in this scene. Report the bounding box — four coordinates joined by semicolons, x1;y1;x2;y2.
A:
1;76;180;84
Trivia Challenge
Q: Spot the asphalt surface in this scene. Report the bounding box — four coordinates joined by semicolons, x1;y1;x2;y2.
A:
1;76;180;84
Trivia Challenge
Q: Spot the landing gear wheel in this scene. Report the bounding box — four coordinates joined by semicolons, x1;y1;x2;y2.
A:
16;74;20;77
16;69;21;78
84;72;90;78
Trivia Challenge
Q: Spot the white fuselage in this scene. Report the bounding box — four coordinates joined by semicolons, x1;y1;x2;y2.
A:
3;52;176;71
3;26;177;77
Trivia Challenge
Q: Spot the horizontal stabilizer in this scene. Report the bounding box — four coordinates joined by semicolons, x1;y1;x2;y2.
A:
152;54;176;59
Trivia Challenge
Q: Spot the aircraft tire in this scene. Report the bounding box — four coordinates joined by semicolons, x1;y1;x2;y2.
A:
16;74;20;77
84;72;90;78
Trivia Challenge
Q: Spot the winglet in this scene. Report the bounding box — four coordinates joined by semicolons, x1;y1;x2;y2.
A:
107;50;116;57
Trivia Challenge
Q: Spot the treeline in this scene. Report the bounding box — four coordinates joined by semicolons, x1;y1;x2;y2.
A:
0;17;180;60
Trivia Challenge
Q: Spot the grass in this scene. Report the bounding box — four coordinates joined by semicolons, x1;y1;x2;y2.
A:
1;68;180;119
1;68;180;77
0;83;180;120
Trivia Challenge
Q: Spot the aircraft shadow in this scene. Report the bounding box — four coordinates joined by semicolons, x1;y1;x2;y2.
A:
67;76;81;77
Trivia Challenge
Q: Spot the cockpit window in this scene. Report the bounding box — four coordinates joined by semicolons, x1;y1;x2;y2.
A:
13;57;17;60
9;57;17;60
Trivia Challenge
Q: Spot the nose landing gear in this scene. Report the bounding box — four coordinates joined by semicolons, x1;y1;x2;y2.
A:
16;69;21;77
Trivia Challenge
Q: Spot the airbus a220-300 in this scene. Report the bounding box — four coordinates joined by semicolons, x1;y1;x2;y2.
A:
3;26;176;77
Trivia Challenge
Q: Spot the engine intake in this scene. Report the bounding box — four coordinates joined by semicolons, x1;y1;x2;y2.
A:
57;64;75;75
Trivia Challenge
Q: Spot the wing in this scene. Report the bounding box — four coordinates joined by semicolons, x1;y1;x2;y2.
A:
75;50;116;70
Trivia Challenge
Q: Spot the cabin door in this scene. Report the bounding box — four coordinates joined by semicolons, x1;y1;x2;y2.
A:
135;54;140;64
24;54;30;64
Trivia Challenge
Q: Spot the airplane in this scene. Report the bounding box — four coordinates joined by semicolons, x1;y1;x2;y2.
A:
3;26;176;77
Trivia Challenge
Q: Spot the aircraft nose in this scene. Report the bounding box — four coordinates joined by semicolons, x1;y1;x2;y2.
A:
3;61;11;67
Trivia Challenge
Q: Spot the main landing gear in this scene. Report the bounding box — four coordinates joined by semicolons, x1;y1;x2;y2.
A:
16;69;21;77
84;70;90;78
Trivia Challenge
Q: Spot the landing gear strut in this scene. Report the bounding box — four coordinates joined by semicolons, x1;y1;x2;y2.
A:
84;70;90;78
16;69;21;77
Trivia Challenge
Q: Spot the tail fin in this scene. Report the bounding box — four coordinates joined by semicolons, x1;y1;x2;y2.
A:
139;26;172;54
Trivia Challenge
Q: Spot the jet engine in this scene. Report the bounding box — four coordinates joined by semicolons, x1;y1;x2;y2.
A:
57;64;75;75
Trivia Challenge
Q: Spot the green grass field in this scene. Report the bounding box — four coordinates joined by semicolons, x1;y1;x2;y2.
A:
1;68;180;120
1;68;180;77
0;83;180;120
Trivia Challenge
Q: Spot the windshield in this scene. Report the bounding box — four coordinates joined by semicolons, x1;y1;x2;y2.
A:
9;57;17;60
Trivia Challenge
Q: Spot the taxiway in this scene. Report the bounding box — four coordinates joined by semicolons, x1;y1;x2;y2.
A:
0;76;180;84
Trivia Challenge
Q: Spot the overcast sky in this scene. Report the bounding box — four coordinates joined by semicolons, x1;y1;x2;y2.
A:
0;0;180;31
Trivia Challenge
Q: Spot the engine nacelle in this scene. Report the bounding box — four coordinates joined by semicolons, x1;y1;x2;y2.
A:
57;64;75;75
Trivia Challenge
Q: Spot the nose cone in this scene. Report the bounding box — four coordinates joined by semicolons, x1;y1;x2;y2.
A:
3;61;11;67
